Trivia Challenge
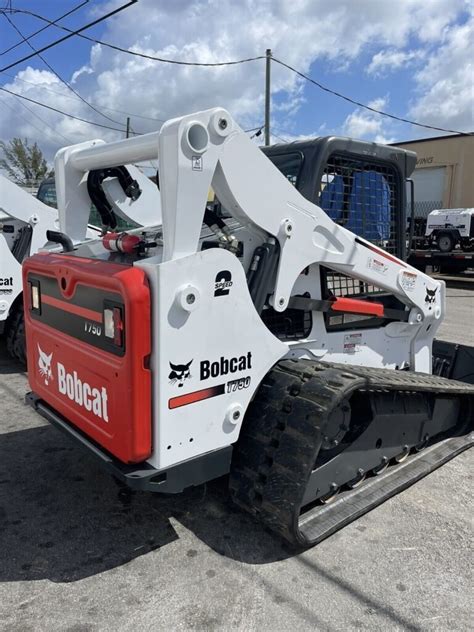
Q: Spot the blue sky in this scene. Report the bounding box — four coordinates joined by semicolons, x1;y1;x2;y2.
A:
0;0;472;160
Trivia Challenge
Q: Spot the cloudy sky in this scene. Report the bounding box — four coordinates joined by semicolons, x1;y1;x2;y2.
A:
0;0;472;162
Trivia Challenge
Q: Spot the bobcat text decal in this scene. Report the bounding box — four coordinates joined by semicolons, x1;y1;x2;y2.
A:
37;345;109;422
57;364;109;422
0;276;13;295
168;352;253;409
200;352;252;380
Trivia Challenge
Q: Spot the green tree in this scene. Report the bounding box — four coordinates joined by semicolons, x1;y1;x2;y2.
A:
0;137;50;185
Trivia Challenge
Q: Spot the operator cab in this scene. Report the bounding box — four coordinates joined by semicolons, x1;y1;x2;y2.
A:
263;137;416;260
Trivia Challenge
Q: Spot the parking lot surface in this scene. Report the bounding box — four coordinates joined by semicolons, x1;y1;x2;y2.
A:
0;287;472;631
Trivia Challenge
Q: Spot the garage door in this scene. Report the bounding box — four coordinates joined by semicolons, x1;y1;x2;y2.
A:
411;167;445;218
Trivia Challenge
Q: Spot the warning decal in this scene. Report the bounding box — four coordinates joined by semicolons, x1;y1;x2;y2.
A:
343;333;363;354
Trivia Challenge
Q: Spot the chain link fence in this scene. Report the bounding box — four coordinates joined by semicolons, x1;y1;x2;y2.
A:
409;200;443;219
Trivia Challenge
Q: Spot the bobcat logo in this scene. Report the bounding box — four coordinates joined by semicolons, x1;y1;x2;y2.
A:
168;360;193;388
38;344;53;385
425;287;438;304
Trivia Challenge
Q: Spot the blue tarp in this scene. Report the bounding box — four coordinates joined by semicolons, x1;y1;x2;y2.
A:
320;171;391;241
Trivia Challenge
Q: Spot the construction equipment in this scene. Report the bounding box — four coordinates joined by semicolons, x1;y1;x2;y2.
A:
0;164;159;363
23;108;473;548
0;175;58;362
424;208;474;252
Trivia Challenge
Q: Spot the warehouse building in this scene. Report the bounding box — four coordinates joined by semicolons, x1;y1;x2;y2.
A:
392;133;473;218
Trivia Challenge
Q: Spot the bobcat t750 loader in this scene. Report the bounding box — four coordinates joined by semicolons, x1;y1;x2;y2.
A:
23;109;474;547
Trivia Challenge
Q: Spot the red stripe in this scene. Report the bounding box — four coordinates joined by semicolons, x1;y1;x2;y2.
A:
42;294;103;323
357;239;407;267
332;296;385;318
169;385;223;409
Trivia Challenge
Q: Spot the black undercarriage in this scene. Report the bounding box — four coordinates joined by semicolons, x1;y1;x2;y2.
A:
230;357;474;547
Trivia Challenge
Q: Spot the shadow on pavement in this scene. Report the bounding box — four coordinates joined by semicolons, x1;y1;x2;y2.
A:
0;424;292;583
0;341;25;376
297;556;424;632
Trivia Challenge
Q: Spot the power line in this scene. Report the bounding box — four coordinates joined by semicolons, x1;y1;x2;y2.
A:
0;85;140;134
249;127;263;139
0;93;72;143
0;1;137;73
272;132;290;143
272;57;473;136
2;11;126;128
4;8;467;136
0;71;167;122
0;0;89;56
1;8;265;67
1;71;263;129
12;96;73;143
1;94;52;138
1;84;267;138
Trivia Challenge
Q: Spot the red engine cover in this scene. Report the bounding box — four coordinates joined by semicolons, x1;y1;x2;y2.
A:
23;252;152;464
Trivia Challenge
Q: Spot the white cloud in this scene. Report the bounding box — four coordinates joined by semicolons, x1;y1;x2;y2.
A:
0;0;469;159
342;96;395;142
409;17;473;133
71;65;94;84
367;49;425;76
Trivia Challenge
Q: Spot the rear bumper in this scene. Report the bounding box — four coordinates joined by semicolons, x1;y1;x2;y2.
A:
26;392;232;493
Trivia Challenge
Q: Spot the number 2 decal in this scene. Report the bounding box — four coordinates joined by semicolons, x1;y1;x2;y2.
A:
214;270;233;297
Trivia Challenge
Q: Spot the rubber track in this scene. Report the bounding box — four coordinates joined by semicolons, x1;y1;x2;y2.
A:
229;359;474;547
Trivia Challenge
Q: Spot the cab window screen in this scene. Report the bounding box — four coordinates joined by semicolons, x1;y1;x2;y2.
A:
268;152;303;187
37;182;57;208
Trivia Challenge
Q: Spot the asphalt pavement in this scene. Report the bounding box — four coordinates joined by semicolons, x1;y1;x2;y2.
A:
0;287;472;631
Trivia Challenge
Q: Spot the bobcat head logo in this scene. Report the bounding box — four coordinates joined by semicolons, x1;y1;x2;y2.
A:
425;287;438;304
168;360;193;387
38;344;53;385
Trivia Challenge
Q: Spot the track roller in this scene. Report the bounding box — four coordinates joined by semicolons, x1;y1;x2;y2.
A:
230;359;474;548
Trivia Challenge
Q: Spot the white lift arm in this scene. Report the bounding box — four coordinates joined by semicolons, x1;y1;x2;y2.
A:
55;108;444;372
55;137;162;242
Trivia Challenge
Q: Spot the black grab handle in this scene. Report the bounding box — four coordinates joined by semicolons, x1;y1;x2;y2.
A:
46;230;74;253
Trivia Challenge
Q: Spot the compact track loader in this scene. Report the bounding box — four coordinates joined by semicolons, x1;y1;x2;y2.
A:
23;108;474;547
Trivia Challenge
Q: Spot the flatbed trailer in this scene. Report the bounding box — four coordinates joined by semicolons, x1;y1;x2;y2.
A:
408;249;474;273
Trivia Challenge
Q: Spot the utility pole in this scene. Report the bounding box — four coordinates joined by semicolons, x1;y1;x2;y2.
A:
126;116;131;138
264;48;272;146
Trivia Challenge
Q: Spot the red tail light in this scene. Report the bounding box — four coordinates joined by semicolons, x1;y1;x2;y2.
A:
104;305;124;347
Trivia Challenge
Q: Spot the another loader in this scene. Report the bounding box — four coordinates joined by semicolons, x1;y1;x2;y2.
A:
23;108;473;547
0;175;58;362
